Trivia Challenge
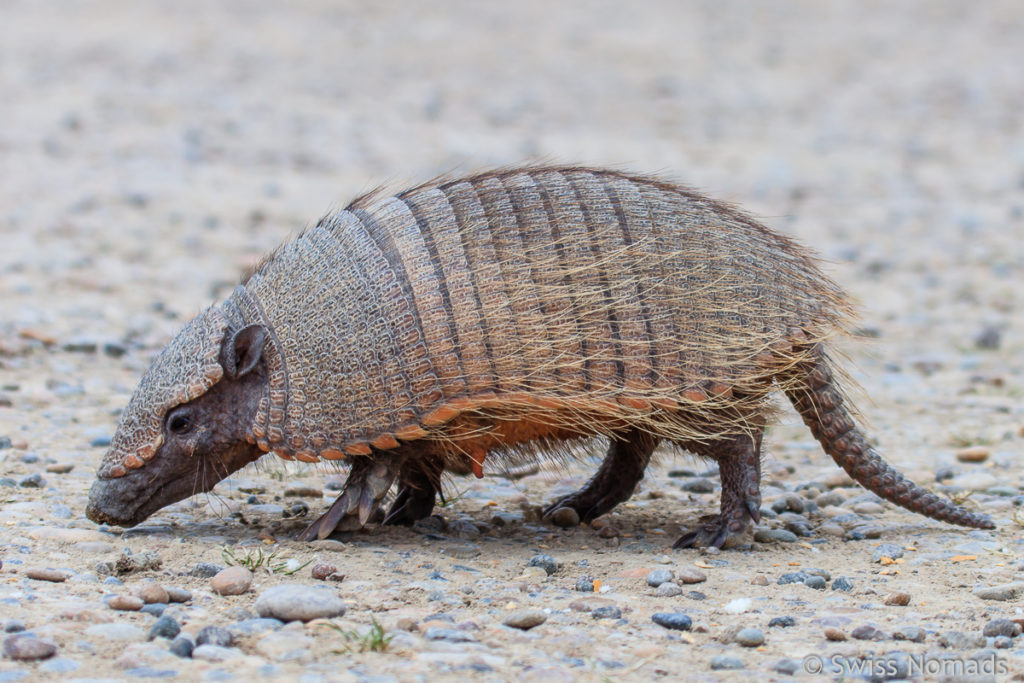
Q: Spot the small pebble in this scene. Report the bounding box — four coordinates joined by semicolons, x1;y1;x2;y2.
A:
18;473;45;488
973;582;1024;601
4;620;26;633
311;562;344;581
824;627;846;641
735;627;764;647
254;585;346;622
210;566;253;596
140;603;166;617
192;644;240;662
680;478;715;493
549;507;580;528
148;616;181;641
994;635;1013;649
135;583;169;604
884;591;911;606
592;606;622;620
188;562;224;578
773;659;800;675
598;524;619;538
872;543;904;563
574;577;595;592
777;571;809;585
892;626;926;642
983;618;1022;638
655;582;682;597
423;627;477;643
768;616;795;628
851;624;886;641
651;613;692;631
646;569;674;587
196;626;233;648
169;637;194;658
709;655;744;670
502;609;547;630
832;576;854;592
804;576;826;590
165;587;191;603
3;634;57;661
25;567;68;583
956;446;990;463
750;575;768;586
528;554;558;576
108;595;145;612
938;630;986;649
676;568;707;584
283;484;321;497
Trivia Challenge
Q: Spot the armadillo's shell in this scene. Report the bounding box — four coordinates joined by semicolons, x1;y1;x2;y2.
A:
233;167;854;461
98;308;228;478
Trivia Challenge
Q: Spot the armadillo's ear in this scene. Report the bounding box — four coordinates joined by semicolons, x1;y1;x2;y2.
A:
222;325;266;380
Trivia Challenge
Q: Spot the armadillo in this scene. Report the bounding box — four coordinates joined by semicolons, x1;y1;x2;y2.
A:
85;166;993;548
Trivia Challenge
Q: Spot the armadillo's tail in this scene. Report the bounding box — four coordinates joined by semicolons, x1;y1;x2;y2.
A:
783;343;994;529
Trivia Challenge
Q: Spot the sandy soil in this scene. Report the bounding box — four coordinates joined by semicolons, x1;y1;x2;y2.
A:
1;1;1023;681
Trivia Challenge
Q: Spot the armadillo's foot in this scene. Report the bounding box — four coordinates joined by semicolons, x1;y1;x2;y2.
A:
674;428;763;550
383;460;441;526
298;456;401;541
673;514;752;550
543;429;658;525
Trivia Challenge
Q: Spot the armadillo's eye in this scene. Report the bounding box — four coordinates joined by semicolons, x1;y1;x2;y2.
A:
168;411;192;435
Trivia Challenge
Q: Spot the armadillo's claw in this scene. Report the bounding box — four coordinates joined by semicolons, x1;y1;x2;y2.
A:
673;515;749;550
297;455;402;541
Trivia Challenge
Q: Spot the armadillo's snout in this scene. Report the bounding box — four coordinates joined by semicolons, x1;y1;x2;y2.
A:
85;476;145;527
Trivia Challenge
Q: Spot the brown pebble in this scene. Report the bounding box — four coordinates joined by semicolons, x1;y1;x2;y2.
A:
884;591;911;606
676;568;707;584
134;583;169;604
502;609;547;630
311;562;344;582
45;463;74;474
210;566;253;596
549;507;580;528
824;627;847;641
3;634;56;661
598;525;619;539
108;594;144;611
25;567;68;583
396;617;419;632
283;485;322;497
589;518;607;531
165;586;192;603
751;575;769;586
956;446;990;463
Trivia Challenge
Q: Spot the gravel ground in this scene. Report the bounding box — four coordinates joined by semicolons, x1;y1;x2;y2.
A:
2;1;1024;681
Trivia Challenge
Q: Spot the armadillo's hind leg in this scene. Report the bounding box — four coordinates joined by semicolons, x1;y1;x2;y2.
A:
382;456;442;526
298;455;402;541
543;428;658;524
673;428;763;550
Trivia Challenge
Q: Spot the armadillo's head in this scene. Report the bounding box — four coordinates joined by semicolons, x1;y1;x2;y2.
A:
86;307;269;527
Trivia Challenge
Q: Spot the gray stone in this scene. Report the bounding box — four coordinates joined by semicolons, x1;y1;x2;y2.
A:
169;637;193;658
254;585;347;622
196;626;232;647
651;613;691;631
655;582;682;597
528;554;558;575
709;655;744;670
227;618;284;637
592;606;622;620
147;616;180;641
983;618;1022;638
735;627;764;647
646;569;674;587
675;568;707;584
872;543;904;563
804;575;827;590
973;582;1024;601
938;630;986;649
832;576;854;591
773;658;800;675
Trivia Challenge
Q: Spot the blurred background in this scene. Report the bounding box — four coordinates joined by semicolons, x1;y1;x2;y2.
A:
1;0;1021;459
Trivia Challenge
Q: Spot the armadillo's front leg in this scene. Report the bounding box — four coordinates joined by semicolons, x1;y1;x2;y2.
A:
298;454;403;541
674;430;762;550
543;429;658;524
